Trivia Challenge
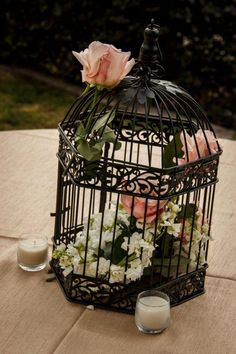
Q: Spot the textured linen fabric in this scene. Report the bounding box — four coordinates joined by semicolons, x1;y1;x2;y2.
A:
0;130;235;354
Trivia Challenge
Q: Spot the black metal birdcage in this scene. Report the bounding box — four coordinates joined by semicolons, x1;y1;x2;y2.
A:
50;21;222;313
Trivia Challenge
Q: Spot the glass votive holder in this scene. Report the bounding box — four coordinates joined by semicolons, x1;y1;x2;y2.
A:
17;234;48;272
135;290;170;334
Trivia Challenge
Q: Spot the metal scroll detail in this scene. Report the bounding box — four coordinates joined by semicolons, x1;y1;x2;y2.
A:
57;131;219;197
51;259;207;313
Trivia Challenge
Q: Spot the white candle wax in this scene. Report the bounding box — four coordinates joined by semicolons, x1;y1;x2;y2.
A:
135;296;170;330
17;238;48;266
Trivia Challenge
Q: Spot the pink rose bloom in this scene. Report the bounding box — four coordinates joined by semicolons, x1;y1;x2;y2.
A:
177;129;218;166
72;41;135;88
121;194;166;224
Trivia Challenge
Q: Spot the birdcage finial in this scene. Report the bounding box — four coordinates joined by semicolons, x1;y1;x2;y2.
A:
138;20;163;74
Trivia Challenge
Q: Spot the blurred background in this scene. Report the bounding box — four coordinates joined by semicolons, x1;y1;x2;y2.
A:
0;0;235;136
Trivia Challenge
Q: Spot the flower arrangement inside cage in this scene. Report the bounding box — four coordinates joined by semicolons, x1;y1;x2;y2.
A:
53;198;210;284
51;22;222;312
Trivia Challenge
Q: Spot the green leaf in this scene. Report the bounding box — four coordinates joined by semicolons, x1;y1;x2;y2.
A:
116;219;129;232
76;109;121;163
114;141;122;150
75;122;86;139
111;235;127;265
91;110;116;134
102;126;122;150
102;126;116;141
163;131;183;168
81;160;101;180
176;203;197;221
77;139;102;161
92;139;105;151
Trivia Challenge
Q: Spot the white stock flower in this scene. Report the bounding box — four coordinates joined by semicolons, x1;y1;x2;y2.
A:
103;209;116;226
59;255;72;268
144;230;153;243
89;235;100;250
54;200;211;285
85;257;109;277
109;264;125;283
56;243;66;252
117;210;130;226
168;201;181;214
167;223;182;237
100;231;114;249
141;249;153;267
160;211;171;223
98;258;110;275
74;234;87;248
67;243;79;256
125;263;143;281
136;221;144;230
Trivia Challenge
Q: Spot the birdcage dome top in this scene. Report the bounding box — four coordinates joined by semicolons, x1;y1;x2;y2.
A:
58;20;222;198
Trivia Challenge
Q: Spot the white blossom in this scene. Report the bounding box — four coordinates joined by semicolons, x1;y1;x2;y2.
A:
59;255;72;268
53;199;211;284
98;258;111;275
126;263;143;281
56;243;66;252
167;223;182;237
109;264;125;283
67;243;79;256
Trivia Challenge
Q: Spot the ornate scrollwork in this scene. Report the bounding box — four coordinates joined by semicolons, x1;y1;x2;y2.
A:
113;116;174;147
158;266;207;305
51;258;207;313
58;132;219;199
161;159;219;197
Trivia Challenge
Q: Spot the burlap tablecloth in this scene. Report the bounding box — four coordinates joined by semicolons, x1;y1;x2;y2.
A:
0;130;235;354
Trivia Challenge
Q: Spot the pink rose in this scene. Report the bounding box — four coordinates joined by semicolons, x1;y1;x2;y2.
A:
72;41;135;88
121;194;166;224
176;129;218;165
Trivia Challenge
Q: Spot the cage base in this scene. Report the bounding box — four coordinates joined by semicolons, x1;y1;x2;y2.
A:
50;260;207;314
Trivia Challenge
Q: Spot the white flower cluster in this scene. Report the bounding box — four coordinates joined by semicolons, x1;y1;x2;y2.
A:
53;200;211;284
173;209;210;269
157;201;182;237
53;208;155;284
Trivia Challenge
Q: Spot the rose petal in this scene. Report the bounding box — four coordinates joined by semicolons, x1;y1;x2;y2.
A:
120;58;135;80
87;41;110;77
105;48;130;86
72;49;89;68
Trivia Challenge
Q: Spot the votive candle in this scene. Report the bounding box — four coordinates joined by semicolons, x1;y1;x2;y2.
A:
135;290;170;334
17;236;48;272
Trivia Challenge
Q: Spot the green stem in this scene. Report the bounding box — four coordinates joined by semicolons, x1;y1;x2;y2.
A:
118;254;138;267
155;229;165;243
81;84;91;96
85;86;100;133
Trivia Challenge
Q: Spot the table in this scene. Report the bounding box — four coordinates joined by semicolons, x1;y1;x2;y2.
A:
0;129;235;354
